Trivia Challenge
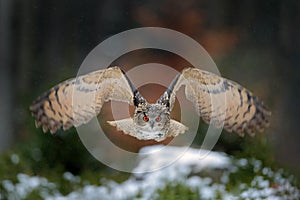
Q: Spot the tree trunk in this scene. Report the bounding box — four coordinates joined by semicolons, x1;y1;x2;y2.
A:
0;0;14;151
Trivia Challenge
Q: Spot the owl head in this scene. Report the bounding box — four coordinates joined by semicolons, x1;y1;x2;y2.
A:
133;103;171;140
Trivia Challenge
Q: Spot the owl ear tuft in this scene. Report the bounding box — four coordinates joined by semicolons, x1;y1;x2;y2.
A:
157;73;181;110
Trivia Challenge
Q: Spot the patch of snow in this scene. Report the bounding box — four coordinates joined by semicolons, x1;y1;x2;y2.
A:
52;146;232;200
253;159;262;173
10;154;19;165
135;145;230;173
63;172;81;184
241;174;300;200
1;145;299;200
1;173;60;200
238;158;248;167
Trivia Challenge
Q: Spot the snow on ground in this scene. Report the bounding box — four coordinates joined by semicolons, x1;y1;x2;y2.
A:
1;145;300;200
2;174;60;200
52;146;233;200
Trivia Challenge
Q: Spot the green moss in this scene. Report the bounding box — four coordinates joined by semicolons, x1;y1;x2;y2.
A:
156;184;200;200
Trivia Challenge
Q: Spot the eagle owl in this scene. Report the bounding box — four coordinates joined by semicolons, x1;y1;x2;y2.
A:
30;66;271;141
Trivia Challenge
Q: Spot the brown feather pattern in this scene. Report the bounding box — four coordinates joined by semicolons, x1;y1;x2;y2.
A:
30;66;271;137
30;67;134;133
169;68;271;136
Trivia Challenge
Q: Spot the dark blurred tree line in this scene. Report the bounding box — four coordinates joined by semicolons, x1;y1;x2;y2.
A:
0;0;300;171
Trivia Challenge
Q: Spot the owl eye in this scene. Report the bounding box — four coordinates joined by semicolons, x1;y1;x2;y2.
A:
156;116;161;122
143;116;149;122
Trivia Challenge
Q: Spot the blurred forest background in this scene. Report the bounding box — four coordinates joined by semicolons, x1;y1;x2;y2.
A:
0;0;300;186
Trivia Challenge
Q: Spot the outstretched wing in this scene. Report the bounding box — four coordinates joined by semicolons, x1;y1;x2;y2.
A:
157;67;271;136
30;66;144;133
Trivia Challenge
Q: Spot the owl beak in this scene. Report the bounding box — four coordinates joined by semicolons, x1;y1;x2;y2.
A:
150;121;154;129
